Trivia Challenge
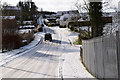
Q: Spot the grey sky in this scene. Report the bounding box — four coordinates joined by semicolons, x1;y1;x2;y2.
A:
1;0;120;12
1;0;77;12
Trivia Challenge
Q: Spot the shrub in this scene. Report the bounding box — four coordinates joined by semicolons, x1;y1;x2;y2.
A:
22;31;34;44
77;30;92;45
38;27;43;32
47;23;58;27
68;21;90;28
78;34;82;45
48;23;52;26
67;22;70;28
32;29;38;33
74;27;79;32
2;34;22;50
70;26;74;31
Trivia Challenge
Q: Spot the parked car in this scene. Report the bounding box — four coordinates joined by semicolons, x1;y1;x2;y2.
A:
44;33;52;41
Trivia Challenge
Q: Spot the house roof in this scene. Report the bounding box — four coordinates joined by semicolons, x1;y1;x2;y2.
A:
2;16;16;19
56;10;79;16
3;6;21;10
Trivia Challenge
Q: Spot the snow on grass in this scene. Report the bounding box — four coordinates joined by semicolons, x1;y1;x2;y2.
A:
19;29;32;34
2;16;15;19
57;27;79;44
19;25;35;29
61;46;94;78
52;26;94;78
23;21;32;25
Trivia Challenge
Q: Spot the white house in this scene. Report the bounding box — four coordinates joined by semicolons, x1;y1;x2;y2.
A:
59;10;80;27
2;6;21;19
56;10;79;18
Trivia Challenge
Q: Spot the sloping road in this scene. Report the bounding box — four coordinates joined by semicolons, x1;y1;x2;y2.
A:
0;26;94;78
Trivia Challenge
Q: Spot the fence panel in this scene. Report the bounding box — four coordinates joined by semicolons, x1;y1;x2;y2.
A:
103;34;118;78
95;37;104;78
82;31;120;79
116;31;120;79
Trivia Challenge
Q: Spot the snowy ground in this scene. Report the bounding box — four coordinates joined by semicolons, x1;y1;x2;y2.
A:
1;26;95;79
19;29;33;34
55;27;79;43
0;32;44;66
51;26;94;78
19;25;35;29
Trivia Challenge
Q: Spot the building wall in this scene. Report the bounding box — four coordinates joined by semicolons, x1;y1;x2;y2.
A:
2;19;18;34
2;18;22;50
2;6;21;20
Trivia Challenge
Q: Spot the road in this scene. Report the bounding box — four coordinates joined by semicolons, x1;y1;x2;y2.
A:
0;26;94;78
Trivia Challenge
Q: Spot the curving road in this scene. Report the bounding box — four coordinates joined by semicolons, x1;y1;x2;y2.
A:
1;26;94;78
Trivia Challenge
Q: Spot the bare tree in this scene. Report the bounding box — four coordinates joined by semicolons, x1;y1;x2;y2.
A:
74;0;117;36
75;0;89;13
75;0;91;37
75;0;115;13
102;0;117;12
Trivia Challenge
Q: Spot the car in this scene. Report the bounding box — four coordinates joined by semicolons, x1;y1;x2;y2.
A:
44;33;52;41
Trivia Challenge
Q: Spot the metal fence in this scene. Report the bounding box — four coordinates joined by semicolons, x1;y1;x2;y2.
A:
82;31;120;79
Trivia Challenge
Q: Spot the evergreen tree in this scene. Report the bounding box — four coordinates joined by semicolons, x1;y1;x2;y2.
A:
30;1;38;20
17;0;38;24
89;1;103;38
17;1;23;25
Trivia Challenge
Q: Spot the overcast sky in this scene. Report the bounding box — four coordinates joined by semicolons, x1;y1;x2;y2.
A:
1;0;120;12
1;0;77;12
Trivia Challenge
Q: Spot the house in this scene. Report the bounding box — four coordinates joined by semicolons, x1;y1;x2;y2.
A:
2;16;22;50
2;16;18;34
56;11;68;19
38;11;56;18
59;10;80;27
37;11;57;24
56;10;79;19
2;6;21;20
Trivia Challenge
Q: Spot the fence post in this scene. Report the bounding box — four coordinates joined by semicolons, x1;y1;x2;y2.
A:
116;31;120;79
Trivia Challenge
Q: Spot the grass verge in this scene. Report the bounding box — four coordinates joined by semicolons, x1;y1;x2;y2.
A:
73;40;82;45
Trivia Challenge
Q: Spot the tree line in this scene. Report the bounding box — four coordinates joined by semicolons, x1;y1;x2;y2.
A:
75;0;105;38
17;0;38;25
